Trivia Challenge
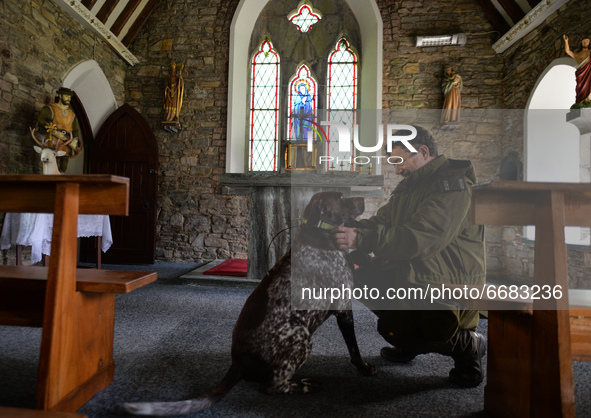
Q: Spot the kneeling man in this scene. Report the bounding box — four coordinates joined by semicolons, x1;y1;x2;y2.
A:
332;125;486;387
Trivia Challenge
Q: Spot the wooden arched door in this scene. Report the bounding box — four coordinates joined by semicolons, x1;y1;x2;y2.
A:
69;91;94;173
90;104;158;264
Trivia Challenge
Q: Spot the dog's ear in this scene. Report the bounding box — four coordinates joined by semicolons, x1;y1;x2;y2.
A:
319;200;330;216
302;194;323;223
303;191;344;224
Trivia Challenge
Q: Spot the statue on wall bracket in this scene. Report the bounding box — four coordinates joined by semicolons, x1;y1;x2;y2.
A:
34;87;83;173
440;66;462;128
163;62;185;133
564;34;591;109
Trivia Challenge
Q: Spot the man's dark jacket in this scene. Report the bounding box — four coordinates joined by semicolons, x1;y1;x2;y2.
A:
354;154;486;342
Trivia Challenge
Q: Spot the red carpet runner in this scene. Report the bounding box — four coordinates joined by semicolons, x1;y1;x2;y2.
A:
202;259;248;277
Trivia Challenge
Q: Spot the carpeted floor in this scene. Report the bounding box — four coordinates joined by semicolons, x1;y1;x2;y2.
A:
1;262;590;417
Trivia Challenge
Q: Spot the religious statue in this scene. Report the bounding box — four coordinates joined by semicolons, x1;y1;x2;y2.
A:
564;34;591;108
163;62;185;129
36;87;82;173
441;66;462;125
287;81;316;170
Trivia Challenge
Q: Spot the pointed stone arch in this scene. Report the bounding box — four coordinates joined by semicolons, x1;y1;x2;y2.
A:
226;0;382;173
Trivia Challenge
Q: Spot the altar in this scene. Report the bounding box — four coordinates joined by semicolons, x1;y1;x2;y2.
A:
220;172;384;281
0;213;112;265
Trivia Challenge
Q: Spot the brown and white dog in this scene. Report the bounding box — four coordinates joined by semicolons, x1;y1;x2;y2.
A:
124;191;376;416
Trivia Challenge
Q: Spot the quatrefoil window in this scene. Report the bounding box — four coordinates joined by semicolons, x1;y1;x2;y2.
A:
288;1;322;33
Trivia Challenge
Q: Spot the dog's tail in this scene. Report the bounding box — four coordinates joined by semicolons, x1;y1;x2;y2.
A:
123;364;242;416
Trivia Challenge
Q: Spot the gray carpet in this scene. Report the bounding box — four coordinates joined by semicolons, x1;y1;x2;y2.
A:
1;262;590;418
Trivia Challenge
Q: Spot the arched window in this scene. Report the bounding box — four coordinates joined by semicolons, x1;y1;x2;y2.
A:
525;58;590;245
249;39;280;171
288;64;317;142
226;0;383;173
326;38;358;170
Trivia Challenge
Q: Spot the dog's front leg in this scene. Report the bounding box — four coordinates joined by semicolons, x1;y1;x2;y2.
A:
335;311;377;376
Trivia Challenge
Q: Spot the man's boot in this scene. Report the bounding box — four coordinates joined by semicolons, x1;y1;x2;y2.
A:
381;329;486;387
445;329;487;387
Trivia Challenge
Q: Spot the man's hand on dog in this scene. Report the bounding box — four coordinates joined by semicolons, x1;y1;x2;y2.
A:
331;226;358;250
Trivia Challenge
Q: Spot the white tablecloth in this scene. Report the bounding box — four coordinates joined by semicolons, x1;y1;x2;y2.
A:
0;213;113;264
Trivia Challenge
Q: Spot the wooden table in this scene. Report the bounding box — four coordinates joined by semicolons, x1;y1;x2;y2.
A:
0;175;157;413
1;212;111;268
472;181;591;418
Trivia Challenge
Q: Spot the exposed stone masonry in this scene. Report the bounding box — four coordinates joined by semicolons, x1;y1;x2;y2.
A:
2;0;591;289
0;0;125;175
125;0;504;264
126;0;248;262
0;0;126;264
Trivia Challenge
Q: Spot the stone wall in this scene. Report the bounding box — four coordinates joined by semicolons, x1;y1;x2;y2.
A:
0;0;126;265
0;0;126;175
377;0;503;193
492;1;591;288
125;0;505;265
9;0;587;286
367;0;505;278
126;0;249;262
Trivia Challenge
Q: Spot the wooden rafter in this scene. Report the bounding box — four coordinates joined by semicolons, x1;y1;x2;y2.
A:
475;0;512;34
110;0;143;37
96;0;120;24
497;0;526;24
122;0;162;47
81;0;97;9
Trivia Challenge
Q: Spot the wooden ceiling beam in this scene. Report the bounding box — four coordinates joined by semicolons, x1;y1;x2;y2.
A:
80;0;97;10
475;0;512;34
110;0;143;37
496;0;526;24
96;0;120;24
122;0;162;47
527;0;543;8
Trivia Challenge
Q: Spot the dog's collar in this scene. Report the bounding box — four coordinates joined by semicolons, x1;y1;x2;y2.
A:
301;218;338;230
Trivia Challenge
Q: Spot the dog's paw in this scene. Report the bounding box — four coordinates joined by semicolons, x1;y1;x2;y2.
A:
356;361;377;376
299;377;322;393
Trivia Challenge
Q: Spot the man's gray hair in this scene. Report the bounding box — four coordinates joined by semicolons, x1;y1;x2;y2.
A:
391;125;438;157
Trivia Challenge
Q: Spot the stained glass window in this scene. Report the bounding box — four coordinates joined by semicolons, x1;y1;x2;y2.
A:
249;39;280;171
288;1;322;33
326;38;358;171
288;64;317;142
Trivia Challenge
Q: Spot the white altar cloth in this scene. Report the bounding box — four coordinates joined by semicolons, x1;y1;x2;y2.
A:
0;213;112;264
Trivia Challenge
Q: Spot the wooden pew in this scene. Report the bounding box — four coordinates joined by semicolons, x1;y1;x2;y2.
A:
450;285;591;417
0;175;157;413
444;285;591;361
0;406;87;418
471;181;591;418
